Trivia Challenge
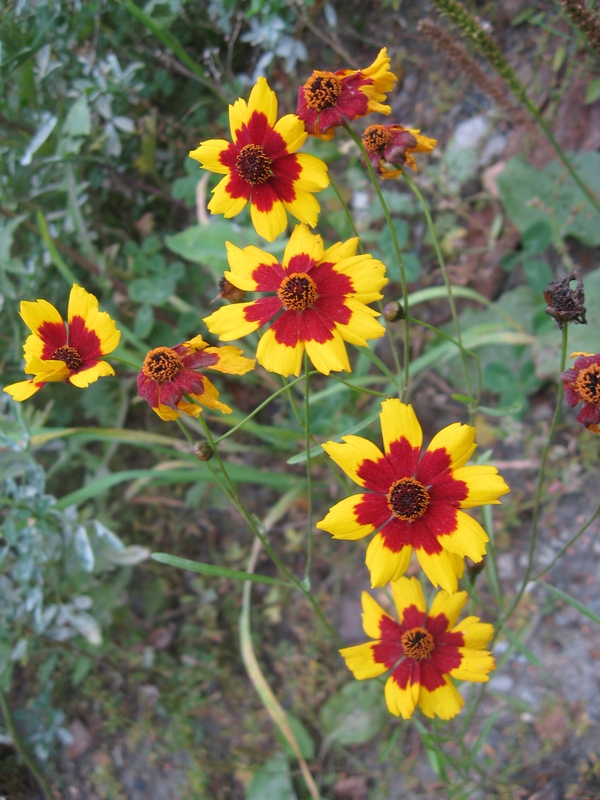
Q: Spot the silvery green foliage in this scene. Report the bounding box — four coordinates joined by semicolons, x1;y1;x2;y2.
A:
0;403;148;681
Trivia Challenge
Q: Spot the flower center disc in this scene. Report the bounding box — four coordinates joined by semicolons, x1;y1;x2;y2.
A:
236;144;273;185
304;72;343;111
575;364;600;404
387;477;430;521
401;627;435;661
278;272;318;311
362;124;392;153
142;347;183;383
52;345;83;371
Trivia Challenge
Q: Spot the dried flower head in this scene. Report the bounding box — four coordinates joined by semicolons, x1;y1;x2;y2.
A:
544;271;587;329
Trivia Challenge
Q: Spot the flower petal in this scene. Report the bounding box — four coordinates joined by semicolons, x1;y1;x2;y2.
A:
384;673;419;719
366;532;412;587
427;590;468;630
189;139;231;173
418;677;464;720
390;576;426;622
250;196;288;242
203;303;264;340
225;242;282;291
256;327;303;376
321;435;385;488
415;548;464;593
339;642;388;680
3;379;44;401
69;360;115;388
450;647;494;682
452;465;510;508
316;494;377;540
436;509;489;562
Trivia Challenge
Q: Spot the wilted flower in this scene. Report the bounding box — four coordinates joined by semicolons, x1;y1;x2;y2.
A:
137;335;254;421
361;123;437;178
340;577;495;720
561;351;600;434
297;48;397;141
4;284;120;401
544;270;587;329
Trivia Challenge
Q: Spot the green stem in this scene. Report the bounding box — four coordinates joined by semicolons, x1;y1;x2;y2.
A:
403;172;475;411
533;500;600;583
303;356;314;587
195;414;341;644
0;691;55;800
344;123;410;399
502;325;569;623
329;175;362;245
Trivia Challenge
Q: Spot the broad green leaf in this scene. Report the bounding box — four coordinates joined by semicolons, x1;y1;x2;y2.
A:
246;752;296;800
275;711;316;760
320;681;386;747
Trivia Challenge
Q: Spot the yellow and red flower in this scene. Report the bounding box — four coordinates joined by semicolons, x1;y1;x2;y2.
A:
297;48;397;141
316;399;509;592
137;335;255;421
3;284;120;401
361;123;437;179
189;77;329;242
202;224;388;378
561;351;600;434
340;577;495;720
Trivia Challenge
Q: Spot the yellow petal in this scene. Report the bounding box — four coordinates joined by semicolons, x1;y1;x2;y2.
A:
225;241;280;291
184;376;232;415
256;327;303;376
69;360;115;388
450;648;494;682
188;139;230;174
380;399;422;456
250;198;287;242
385;675;419;719
203;303;262;340
361;591;394;640
426;422;476;470
418;677;464;720
283;224;323;268
390;576;426;621
24;356;70;384
247;77;278;127
452;465;510;508
293;153;330;191
316;495;376;540
339;642;388;680
322;238;359;264
208;177;249;218
274;113;308;154
428;589;468;629
366;534;412;587
3;379;43;401
321;435;384;487
304;332;350;374
415;548;464;593
19;298;63;336
228;96;249;142
452;617;494;649
436;510;488;562
202;345;255;375
282;191;321;229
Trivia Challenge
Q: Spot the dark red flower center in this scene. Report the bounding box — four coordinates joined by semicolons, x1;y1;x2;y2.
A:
277;272;318;311
236;144;273;185
362;124;392;153
401;627;435;661
575;364;600;404
387;477;430;521
142;347;182;383
303;71;343;111
52;345;83;371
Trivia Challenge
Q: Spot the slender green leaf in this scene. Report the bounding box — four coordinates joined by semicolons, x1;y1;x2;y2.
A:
152;553;292;587
541;582;600;626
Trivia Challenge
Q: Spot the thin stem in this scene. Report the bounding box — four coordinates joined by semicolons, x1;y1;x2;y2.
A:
502;326;569;623
329;175;362;245
0;691;55;800
303;357;314;587
196;414;341;644
403;172;475;410
533;500;600;583
343;123;410;398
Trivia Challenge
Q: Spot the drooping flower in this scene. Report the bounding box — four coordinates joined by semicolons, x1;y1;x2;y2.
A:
340;577;495;720
137;335;255;421
560;351;600;434
297;48;397;141
543;270;586;329
361;123;437;179
203;224;388;378
189;77;329;242
3;284;120;401
316;399;510;592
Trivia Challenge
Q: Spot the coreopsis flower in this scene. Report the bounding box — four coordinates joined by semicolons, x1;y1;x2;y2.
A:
561;351;600;434
188;77;329;242
297;48;397;141
340;577;495;720
137;335;255;421
316;399;510;592
361;123;437;179
203;224;388;378
3;284;120;401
